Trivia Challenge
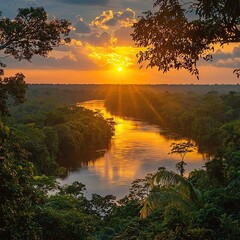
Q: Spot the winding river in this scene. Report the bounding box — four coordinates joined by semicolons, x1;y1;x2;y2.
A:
59;100;205;199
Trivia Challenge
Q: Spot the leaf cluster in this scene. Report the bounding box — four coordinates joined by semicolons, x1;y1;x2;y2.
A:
132;0;240;78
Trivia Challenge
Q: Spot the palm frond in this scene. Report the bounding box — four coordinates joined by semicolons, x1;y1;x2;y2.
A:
140;189;195;218
154;168;202;205
140;168;203;218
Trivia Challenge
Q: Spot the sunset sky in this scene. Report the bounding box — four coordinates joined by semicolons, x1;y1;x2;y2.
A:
1;0;239;84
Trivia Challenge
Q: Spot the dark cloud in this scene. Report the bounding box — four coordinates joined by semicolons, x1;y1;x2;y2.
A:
80;31;112;46
213;47;240;68
105;18;117;26
114;27;134;46
56;0;109;6
5;52;96;70
199;47;240;68
118;0;153;15
118;8;135;20
75;18;91;33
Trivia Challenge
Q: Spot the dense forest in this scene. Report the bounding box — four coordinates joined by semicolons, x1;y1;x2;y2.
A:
105;85;240;154
1;84;240;239
4;94;114;176
1;0;240;239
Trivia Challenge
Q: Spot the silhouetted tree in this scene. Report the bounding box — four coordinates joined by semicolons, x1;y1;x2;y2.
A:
0;7;71;115
169;141;196;176
132;0;240;79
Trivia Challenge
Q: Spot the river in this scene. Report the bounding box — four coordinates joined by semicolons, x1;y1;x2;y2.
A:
59;100;205;199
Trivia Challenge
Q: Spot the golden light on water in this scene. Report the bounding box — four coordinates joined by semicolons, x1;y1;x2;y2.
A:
86;115;204;185
80;100;205;180
61;99;206;198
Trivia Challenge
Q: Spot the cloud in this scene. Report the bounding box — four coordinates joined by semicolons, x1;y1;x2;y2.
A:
5;44;96;70
68;39;83;47
56;0;109;6
209;47;240;68
0;3;143;72
86;45;142;69
23;0;37;5
74;17;91;34
114;27;134;46
80;31;113;46
90;10;113;29
116;0;154;15
91;8;136;29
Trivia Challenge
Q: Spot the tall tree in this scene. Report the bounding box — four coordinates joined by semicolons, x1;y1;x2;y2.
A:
169;141;196;176
132;0;240;79
0;7;71;115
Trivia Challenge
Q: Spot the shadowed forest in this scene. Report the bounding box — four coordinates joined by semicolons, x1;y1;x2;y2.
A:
1;84;240;239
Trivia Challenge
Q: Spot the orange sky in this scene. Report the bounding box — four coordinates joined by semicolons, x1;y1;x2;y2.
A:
1;1;240;84
5;65;240;85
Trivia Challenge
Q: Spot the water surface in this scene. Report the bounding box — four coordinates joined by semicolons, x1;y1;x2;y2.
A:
59;100;205;198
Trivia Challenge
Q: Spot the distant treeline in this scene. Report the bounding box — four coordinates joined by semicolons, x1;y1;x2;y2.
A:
27;84;240;103
26;84;107;105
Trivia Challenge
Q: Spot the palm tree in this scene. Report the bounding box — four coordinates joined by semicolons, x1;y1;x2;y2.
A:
140;168;203;218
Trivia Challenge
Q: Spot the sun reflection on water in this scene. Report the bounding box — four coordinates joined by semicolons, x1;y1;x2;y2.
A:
61;100;205;198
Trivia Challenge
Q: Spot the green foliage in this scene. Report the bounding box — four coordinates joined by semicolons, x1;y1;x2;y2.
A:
90;194;116;218
14;123;59;175
188;169;209;190
128;174;153;203
0;122;41;239
140;168;203;219
53;106;113;164
194;207;222;230
0;7;70;61
0;7;71;115
2;85;240;240
175;161;187;177
192;116;221;147
59;181;86;198
222;120;240;151
163;205;188;231
0;73;27;116
205;158;225;186
7;101;113;176
105;87;240;154
37;195;100;240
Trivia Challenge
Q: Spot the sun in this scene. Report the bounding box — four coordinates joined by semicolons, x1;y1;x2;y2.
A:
117;66;123;72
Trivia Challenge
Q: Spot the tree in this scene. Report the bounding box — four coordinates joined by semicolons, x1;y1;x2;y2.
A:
0;122;41;239
0;73;27;116
0;7;71;238
132;0;240;79
140;168;203;219
0;7;71;115
169;141;196;176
